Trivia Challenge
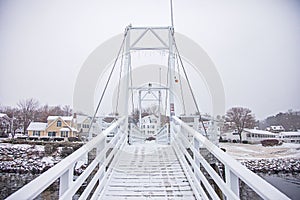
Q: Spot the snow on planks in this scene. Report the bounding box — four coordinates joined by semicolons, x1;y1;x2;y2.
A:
99;143;197;199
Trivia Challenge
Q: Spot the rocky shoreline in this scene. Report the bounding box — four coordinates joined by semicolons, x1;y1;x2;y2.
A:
0;144;61;174
1;143;300;175
241;158;300;173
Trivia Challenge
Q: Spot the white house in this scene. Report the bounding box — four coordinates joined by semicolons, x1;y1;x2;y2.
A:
279;131;300;143
76;115;91;134
222;128;278;144
179;115;220;145
266;125;285;133
141;114;159;135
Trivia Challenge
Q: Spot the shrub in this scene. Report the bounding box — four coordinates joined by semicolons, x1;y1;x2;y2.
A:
261;139;281;147
60;147;74;158
68;137;80;142
44;144;57;155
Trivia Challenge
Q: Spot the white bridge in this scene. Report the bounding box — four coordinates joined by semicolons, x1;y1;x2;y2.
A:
7;25;290;200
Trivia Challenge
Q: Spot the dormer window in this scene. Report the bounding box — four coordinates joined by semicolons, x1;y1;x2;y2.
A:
57;120;62;127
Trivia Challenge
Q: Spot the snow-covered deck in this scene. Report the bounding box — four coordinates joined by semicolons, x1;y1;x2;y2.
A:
99;144;196;199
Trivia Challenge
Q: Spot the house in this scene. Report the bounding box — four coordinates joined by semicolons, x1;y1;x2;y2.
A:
179;116;198;129
141;114;159;135
222;128;278;144
76;115;91;134
279;131;300;143
27;122;47;138
266;125;285;133
0;113;11;137
179;115;220;145
27;116;78;141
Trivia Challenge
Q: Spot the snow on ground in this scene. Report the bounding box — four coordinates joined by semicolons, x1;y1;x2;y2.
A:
219;142;300;161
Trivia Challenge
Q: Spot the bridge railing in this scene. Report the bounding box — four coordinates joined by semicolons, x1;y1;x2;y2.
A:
7;117;127;200
129;123;147;144
171;116;290;200
154;124;169;144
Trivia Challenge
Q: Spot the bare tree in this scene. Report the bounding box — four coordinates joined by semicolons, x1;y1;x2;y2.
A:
35;104;50;122
17;98;39;135
49;106;64;116
131;108;140;122
226;107;256;142
63;105;72;116
143;104;160;116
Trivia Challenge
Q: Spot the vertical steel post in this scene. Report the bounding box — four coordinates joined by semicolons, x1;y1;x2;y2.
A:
168;27;175;118
168;27;175;144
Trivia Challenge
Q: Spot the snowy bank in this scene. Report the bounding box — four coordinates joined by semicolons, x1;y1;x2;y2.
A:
219;142;300;173
219;142;300;160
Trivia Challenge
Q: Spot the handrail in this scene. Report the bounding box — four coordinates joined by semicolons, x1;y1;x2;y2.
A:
7;117;126;200
172;116;290;200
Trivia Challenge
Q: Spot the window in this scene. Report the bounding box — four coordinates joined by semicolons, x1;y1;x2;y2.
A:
57;120;62;127
48;132;56;137
83;124;89;129
61;131;68;137
33;131;40;136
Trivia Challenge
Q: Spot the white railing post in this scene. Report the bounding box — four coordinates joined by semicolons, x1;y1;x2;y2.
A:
193;137;201;184
225;164;240;197
59;167;74;198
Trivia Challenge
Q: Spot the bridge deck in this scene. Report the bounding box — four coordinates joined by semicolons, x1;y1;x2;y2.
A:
99;143;197;199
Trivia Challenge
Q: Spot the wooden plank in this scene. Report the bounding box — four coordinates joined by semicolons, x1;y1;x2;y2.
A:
98;144;198;200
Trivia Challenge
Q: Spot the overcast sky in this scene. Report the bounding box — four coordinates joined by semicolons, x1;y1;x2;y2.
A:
0;0;299;119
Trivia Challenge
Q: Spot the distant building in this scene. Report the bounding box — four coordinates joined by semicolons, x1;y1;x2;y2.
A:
179;115;220;145
266;125;285;133
141;114;159;135
0;113;11;137
76;115;91;134
27;116;78;141
279;131;300;143
222;128;277;144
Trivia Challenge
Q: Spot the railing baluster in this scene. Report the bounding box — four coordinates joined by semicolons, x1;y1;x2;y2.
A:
194;138;201;182
225;166;240;197
59;167;74;199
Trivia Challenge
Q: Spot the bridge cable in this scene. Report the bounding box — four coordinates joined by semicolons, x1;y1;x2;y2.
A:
175;53;186;115
87;31;128;140
115;42;125;114
171;35;208;136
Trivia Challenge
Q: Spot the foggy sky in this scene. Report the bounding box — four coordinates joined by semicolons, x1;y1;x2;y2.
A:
0;0;300;119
